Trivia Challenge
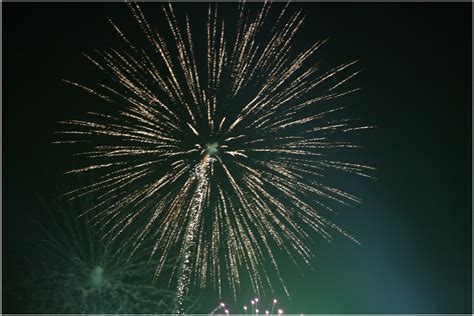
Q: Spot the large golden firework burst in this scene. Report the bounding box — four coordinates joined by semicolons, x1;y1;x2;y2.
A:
58;1;373;302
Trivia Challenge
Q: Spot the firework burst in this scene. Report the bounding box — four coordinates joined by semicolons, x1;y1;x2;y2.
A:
211;297;285;315
31;193;199;314
57;1;373;302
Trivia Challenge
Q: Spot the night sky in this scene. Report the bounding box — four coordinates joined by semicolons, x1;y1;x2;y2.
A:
3;2;472;314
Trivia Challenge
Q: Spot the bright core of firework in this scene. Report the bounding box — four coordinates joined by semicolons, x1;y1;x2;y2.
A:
206;142;220;156
57;2;373;298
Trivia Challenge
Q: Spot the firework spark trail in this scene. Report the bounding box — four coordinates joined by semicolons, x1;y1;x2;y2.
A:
175;155;213;314
58;1;373;302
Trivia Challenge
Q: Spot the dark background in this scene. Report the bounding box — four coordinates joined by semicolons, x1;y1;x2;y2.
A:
3;2;472;313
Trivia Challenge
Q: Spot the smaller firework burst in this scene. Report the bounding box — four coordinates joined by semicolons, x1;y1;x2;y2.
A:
30;191;200;314
211;297;288;315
